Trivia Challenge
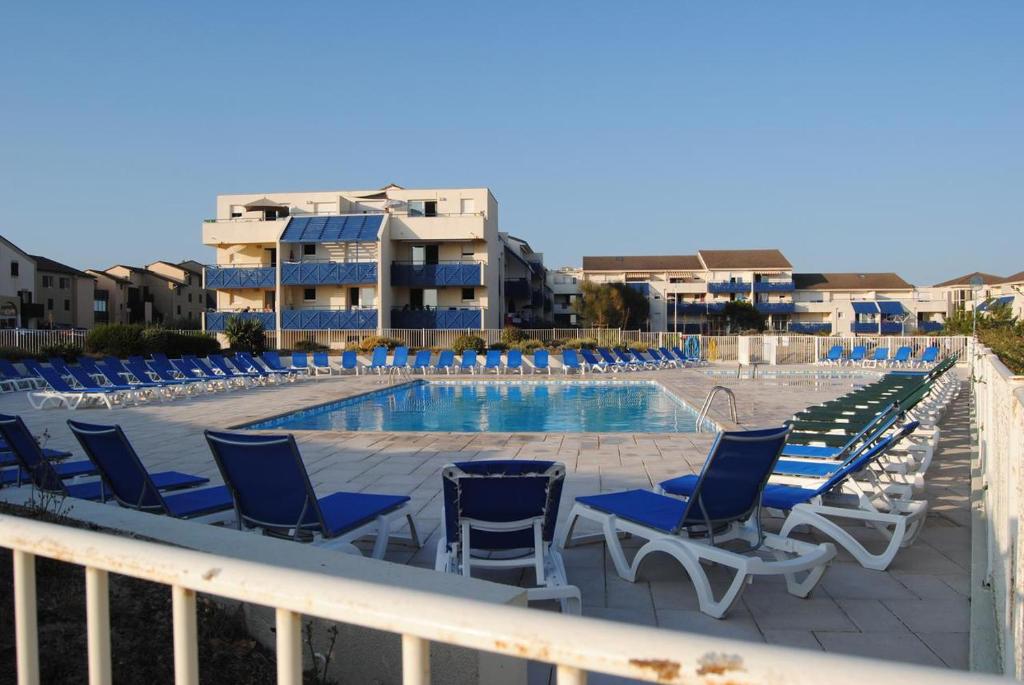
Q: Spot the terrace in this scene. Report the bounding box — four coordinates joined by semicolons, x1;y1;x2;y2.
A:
0;356;978;682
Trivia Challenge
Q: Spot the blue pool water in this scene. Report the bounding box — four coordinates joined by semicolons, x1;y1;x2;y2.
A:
243;381;710;433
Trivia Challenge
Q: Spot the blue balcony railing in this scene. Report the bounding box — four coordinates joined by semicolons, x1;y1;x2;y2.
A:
204;265;275;289
753;280;795;292
204;311;275;331
390;307;482;329
755;302;795;314
789;322;832;334
707;281;750;293
880;321;904;335
281;261;377;286
918;321;944;333
391;262;483;287
852;322;879;334
669;302;726;315
281;308;377;330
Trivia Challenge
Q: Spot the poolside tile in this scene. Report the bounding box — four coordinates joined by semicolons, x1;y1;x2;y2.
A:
814;632;945;666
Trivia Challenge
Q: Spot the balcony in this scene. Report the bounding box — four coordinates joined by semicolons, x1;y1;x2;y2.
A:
281;308;377;330
204;310;275;331
880;321;904;335
204;265;275;289
505;278;532;299
789;322;832;334
918;321;944;333
707;281;750;293
201;217;288;246
852;322;880;334
753;280;795;292
390;307;482;329
391;262;483;287
281;261;377;286
670;302;726;315
755;302;795;314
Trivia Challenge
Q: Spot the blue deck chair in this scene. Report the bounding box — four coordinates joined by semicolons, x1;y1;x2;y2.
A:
559;426;834;618
410;349;432;374
657;347;681;368
0;423;91;487
122;358;196;395
290;352;313;376
339;350;360;375
863;347;889;368
233;352;290;382
172;357;231;391
0;359;43;390
504;349;524;375
821;345;844;365
915;346;939;367
204;430;419;557
208;354;260;384
579;348;609;373
849;346;867;365
561;349;583;374
387;346;410;374
433;350;455;374
459;350;478;374
659;423;923;571
192;355;250;386
531;349;551;375
598;347;628;371
0;414;199;499
437;461;581;614
365;346;389;374
68;420;232;520
27;365;134;410
644;348;670;368
259;351;297;376
311;351;334;376
891;346;912;368
483;349;503;374
629;348;660;369
0;434;71;469
671;346;696;366
612;348;641;370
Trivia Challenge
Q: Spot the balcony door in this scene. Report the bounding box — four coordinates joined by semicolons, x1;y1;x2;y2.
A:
264;291;276;311
411;245;438;265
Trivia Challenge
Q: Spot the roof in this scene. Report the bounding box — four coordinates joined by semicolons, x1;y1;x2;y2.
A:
793;272;913;291
280;215;383;243
582;255;703;272
86;269;132;286
933;271;1005;287
697;249;792;270
998;270;1024;285
31;255;92;278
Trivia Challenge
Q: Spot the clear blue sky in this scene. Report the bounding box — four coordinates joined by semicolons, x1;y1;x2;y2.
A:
1;2;1021;285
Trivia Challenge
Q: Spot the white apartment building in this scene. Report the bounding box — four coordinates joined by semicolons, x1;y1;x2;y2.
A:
933;271;1023;321
201;185;503;334
547;267;582;327
0;236;39;329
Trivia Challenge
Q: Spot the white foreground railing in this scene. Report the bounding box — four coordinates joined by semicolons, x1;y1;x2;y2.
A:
973;346;1024;678
0;514;1004;685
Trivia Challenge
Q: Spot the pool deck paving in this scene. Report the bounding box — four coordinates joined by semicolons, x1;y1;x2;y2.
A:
0;363;972;677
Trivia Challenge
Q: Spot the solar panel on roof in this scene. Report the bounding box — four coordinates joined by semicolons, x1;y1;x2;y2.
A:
280;215;383;243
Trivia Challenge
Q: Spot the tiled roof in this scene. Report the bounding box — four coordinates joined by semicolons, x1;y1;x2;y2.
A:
697;249;792;270
582;255;702;271
933;271;1005;287
793;272;913;291
31;255;93;278
997;271;1024;285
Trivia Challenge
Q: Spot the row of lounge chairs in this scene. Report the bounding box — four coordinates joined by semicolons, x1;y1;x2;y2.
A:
818;344;939;368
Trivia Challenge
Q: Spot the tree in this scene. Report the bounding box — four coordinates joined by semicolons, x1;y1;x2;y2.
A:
720;301;766;333
224;316;266;353
574;282;650;329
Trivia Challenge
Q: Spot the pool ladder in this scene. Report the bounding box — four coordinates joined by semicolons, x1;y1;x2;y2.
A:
696;385;739;426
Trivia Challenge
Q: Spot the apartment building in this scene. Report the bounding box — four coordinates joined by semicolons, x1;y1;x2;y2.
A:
201;185;505;333
547;267;582;327
932;271;1021;320
501;233;550;326
0;236;40;328
32;256;95;329
88;261;210;326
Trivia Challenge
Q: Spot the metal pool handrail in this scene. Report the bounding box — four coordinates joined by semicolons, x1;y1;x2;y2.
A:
697;385;739;425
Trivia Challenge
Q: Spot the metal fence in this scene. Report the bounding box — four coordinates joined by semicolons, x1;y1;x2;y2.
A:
973;345;1024;677
0;514;999;685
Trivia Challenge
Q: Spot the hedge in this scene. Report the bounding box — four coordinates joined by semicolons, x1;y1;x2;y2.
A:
85;324;220;358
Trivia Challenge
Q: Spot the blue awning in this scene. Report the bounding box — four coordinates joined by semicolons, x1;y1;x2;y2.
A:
280;215;382;243
877;301;905;316
851;301;879;315
977;295;1014;312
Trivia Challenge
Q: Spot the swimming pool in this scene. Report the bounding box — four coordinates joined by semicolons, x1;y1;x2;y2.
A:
243;380;713;433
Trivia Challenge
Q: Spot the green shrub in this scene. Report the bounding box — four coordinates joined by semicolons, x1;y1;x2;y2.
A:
511;338;546;353
559;337;598;350
487;342;509;351
452;334;486;354
140;327;220;357
501;325;527;346
981;328;1024;374
39;343;84;361
622;341;650;352
223;317;266;354
358;335;404;352
293;339;329;352
0;346;39;361
85;324;147;357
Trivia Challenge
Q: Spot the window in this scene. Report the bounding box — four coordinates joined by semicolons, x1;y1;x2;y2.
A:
94;299;107;313
411;244;438;265
188;293;192;303
461;288;475;301
46;298;53;310
41;276;53;287
64;299;70;311
177;305;181;315
59;277;69;289
461;245;475;259
229;205;244;218
349;287;360;307
302;243;316;257
10;261;18;277
408;200;437;217
303;288;316;302
460;198;476;214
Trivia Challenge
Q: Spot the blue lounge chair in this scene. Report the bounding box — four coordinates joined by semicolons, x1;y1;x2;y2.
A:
175;356;224;385
529;349;550;375
0;434;71;469
27;365;135;410
122;358;197;394
820;345;844;365
561;349;583;374
483;349;503;374
458;350;478;374
657;347;681;368
849;346;867;365
659;423;924;571
437;460;581;614
597;347;628;371
67;420;232;521
0;359;43;391
364;346;389;374
863;347;889;368
559;426;835;618
311;351;334;376
914;346;939;367
231;352;287;383
339;350;360;375
0;414;201;500
891;346;912;368
410;349;432;374
208;354;260;384
504;349;524;375
204;430;419;557
387;346;410;374
433;350;455;374
260;351;300;378
671;346;698;366
612;348;641;370
290;352;313;376
579;348;609;373
92;358;164;393
629;348;659;369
